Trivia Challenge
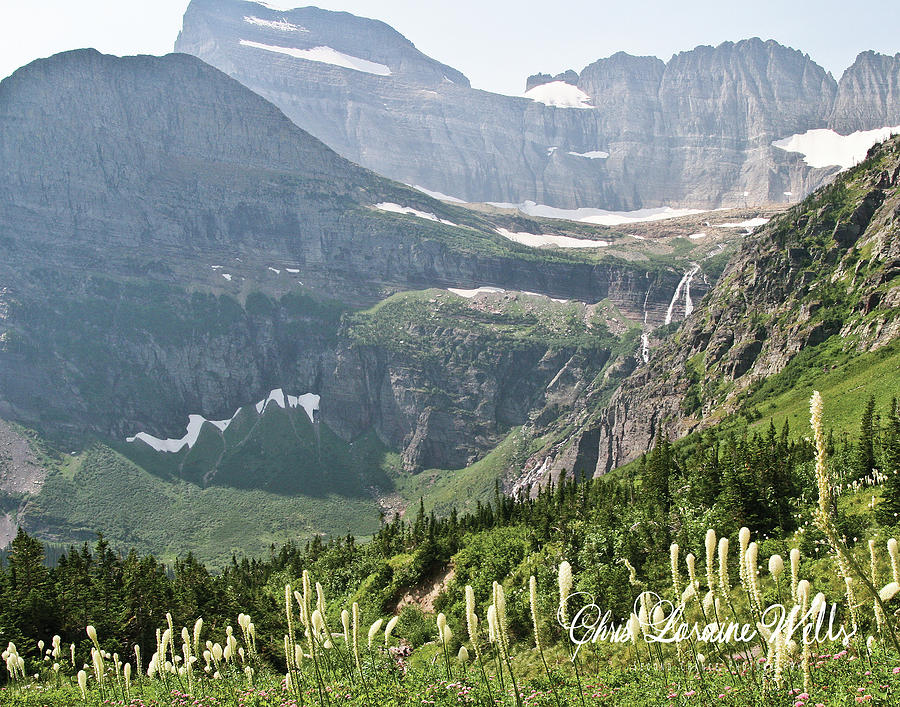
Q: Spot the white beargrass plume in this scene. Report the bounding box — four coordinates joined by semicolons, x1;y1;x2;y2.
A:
746;542;763;613
622;558;638;585
51;635;61;660
888;539;900;584
790;548;801;602
464;584;484;667
315;582;326;616
284;584;296;672
302;570;312;624
368;618;384;649
718;537;730;596
769;554;785;582
844;576;859;633
685;553;698;591
385;616;399;646
124;662;131;698
628;613;641;645
797;579;810;610
879;582;900;602
705;529;717;593
670;543;681;597
702;591;715;617
294;590;307;630
811;392;831;517
651;602;665;630
77;669;88;699
437;613;450;645
558;561;573;624
493;581;508;640
341;609;351;645
465;586;479;644
529;575;542;650
458;645;469;664
86;625;99;649
738;527;751;590
638;594;650;637
91;647;104;684
70;643;76;668
773;628;786;687
486;605;498;644
870;539;886;630
192;618;203;658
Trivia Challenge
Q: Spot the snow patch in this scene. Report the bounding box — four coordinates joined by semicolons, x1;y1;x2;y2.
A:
285;268;300;274
628;234;646;241
412;185;467;203
447;287;505;298
567;150;609;159
714;218;769;230
375;202;459;227
773;125;900;169
221;273;233;281
524;81;593;109
268;267;281;274
243;15;308;32
239;40;392;76
489;200;706;227
246;1;303;10
495;228;608;249
127;389;320;453
522;291;571;304
688;232;707;239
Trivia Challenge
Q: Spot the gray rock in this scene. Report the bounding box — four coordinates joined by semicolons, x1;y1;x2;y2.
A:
176;2;900;209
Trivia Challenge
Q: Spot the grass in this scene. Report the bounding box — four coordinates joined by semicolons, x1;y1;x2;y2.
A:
24;412;394;569
392;428;538;517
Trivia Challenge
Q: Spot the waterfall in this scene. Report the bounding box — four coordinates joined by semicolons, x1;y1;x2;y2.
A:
664;264;701;325
683;264;701;317
640;286;652;363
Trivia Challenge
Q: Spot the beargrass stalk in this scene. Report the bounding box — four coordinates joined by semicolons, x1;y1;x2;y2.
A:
556;564;586;707
465;584;494;705
809;391;900;654
530;575;562;707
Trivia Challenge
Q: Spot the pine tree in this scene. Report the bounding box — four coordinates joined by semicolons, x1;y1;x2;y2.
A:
876;398;900;525
858;395;876;478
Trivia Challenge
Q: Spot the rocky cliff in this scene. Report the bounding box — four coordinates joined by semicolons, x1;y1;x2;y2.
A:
830;51;900;133
525;136;900;483
176;1;900;209
0;49;701;467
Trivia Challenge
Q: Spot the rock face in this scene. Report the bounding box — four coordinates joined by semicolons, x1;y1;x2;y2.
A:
0;49;697;472
527;137;900;482
176;0;900;209
830;52;900;133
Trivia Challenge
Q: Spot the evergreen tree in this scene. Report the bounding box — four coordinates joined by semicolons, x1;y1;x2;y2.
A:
858;395;876;478
877;398;900;525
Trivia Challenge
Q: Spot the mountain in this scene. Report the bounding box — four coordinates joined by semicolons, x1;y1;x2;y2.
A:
522;136;900;485
0;48;731;561
176;0;900;210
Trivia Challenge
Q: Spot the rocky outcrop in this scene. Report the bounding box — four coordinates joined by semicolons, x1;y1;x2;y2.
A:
0;49;702;469
830;52;900;133
525;137;900;482
176;1;900;209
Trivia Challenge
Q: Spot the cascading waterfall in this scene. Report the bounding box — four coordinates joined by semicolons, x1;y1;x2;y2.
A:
664;263;701;325
640;286;652;363
683;264;701;317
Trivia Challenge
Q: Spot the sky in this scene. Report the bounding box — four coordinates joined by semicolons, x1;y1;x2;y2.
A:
1;0;898;96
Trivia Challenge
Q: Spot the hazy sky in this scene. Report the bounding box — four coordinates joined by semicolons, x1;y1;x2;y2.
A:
1;0;898;95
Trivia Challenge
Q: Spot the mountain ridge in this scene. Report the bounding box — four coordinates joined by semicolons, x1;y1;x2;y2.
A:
176;2;900;210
